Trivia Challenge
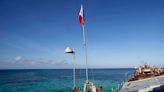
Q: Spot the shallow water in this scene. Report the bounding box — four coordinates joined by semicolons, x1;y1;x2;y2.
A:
0;69;134;92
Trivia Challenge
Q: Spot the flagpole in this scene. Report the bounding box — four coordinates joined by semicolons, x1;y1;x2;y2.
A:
82;25;89;83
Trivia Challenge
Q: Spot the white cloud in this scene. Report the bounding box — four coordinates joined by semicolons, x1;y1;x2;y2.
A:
0;56;70;69
15;56;23;61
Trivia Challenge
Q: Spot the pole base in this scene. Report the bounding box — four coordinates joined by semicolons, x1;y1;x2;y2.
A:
73;87;80;92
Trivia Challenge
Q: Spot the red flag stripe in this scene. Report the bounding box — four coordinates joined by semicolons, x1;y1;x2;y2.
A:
78;15;84;25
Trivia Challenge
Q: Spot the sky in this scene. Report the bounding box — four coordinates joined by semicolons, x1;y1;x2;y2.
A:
0;0;164;69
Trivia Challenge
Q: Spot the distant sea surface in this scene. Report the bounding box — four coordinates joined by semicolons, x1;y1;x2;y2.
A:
0;69;134;92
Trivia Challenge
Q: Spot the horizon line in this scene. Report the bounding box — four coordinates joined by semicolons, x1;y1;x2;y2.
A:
0;67;136;70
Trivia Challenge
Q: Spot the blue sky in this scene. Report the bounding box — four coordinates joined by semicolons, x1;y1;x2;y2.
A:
0;0;164;69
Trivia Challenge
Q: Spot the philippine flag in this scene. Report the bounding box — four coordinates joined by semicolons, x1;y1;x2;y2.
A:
78;5;85;26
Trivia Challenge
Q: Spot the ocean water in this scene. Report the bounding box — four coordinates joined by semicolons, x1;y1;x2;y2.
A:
0;69;134;92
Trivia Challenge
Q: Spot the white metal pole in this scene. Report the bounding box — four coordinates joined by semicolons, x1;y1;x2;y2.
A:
82;25;89;83
72;53;76;88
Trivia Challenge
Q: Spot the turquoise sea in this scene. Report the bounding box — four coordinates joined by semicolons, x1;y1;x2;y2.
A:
0;69;134;92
